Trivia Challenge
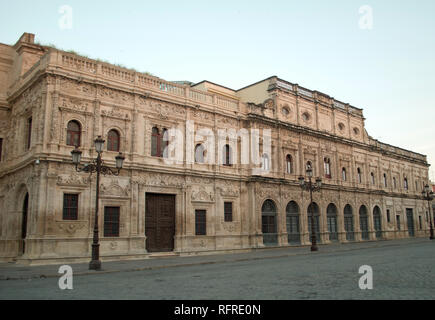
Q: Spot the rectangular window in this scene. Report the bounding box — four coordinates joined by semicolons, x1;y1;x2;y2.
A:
27;117;32;150
104;207;120;237
419;216;422;230
387;210;391;223
396;215;401;230
63;194;79;220
0;137;3;161
195;210;206;236
224;202;233;222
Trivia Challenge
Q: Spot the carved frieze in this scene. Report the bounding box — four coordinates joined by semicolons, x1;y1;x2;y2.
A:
193;110;212;122
59;96;90;113
133;173;185;188
218;185;240;198
100;183;130;197
61;78;96;97
100;107;130;120
57;175;90;186
57;221;87;235
192;187;215;202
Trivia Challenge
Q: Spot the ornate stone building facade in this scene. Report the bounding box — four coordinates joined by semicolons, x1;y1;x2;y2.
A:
0;33;432;264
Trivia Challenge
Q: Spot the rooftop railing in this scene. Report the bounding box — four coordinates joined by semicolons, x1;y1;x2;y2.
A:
13;50;239;111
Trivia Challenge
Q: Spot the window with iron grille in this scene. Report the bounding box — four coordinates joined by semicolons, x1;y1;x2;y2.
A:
195;144;205;163
396;215;401;230
195;210;206;235
223;144;232;166
63;194;79;220
419;216;422;230
162;128;169;158
262;215;276;234
286;155;293;174
66;120;81;147
27;117;32;150
107;129;120;152
151;127;160;157
0;138;3;161
224;202;233;222
324;158;331;178
104;207;120;237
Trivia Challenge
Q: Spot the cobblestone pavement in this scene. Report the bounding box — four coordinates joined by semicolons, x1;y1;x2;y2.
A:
0;238;434;299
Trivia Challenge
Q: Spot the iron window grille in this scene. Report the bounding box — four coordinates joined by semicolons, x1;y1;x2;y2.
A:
63;194;79;220
195;210;207;235
224;202;233;222
104;207;120;237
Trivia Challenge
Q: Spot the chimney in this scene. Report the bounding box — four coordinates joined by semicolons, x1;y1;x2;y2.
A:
12;32;45;76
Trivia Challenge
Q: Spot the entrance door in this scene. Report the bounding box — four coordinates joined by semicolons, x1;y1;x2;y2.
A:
21;193;29;255
406;209;415;237
145;193;176;252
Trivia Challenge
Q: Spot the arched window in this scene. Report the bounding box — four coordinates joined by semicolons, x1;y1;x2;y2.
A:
262;154;270;171
107;129;120;152
286;155;293;174
151;127;168;158
306;161;312;169
383;173;388;188
67;120;81;147
162;128;168;158
371;172;375;185
195;144;205;163
306;161;314;175
223;144;232;166
151;127;160;157
357;168;362;183
324;158;331;178
404;178;408;190
342;168;347;181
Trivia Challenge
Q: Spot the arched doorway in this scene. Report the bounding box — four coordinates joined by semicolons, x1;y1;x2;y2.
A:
286;201;300;244
373;206;382;239
344;204;355;241
326;203;338;241
21;193;29;255
359;205;369;240
307;202;321;243
262;200;277;246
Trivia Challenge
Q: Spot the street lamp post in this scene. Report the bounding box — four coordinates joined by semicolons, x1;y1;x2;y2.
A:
71;136;125;270
298;164;322;252
421;184;434;240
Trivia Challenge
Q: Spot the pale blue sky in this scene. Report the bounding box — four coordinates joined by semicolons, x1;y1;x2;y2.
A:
1;0;434;179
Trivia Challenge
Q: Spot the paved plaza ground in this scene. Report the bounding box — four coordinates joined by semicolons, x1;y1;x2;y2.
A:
0;238;434;300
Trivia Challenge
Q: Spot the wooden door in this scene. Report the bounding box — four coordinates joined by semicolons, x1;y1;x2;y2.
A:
145;193;175;252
